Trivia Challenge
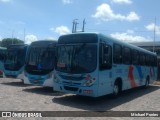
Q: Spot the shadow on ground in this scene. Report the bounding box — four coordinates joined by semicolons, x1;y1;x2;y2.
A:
53;86;160;111
23;87;66;96
1;81;32;87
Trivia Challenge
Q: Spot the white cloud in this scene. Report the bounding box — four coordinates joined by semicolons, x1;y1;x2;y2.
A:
25;34;38;44
126;12;140;21
62;0;72;4
54;26;70;35
111;32;151;43
145;23;160;35
92;3;140;22
111;0;132;4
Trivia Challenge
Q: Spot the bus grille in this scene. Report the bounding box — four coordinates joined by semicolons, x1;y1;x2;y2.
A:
63;81;81;86
64;86;78;91
59;75;84;81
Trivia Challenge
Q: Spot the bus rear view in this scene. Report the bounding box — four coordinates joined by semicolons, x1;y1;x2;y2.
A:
24;40;56;87
3;44;28;80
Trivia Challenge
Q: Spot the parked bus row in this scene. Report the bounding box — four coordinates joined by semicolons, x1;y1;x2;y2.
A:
0;32;158;97
0;47;7;77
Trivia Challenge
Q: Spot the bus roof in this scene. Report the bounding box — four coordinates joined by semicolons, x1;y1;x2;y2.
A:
99;33;156;56
30;40;57;47
58;32;156;56
7;44;28;49
58;33;98;44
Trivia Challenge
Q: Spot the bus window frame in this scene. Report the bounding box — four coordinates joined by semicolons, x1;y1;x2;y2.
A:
99;43;112;70
122;46;131;65
113;43;122;64
132;49;139;65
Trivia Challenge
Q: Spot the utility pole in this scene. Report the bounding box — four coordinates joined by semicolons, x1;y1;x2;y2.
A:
74;20;78;33
72;19;86;33
153;17;156;53
72;19;78;33
24;28;26;44
72;21;75;33
82;19;86;32
12;30;14;44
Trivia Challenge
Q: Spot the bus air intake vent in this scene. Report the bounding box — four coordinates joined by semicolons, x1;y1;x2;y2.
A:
64;86;78;91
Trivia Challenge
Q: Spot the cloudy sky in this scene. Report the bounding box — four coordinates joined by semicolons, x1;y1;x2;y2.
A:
0;0;160;44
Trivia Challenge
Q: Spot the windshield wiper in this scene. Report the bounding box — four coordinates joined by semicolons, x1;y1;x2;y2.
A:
70;43;86;72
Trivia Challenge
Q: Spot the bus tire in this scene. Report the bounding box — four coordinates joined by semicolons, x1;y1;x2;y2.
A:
112;80;121;98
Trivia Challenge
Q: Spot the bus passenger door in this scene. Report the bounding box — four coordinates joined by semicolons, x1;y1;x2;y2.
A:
98;43;113;96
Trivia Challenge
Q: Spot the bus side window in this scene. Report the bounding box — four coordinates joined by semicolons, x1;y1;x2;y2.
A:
132;49;139;65
139;52;146;66
99;43;112;70
113;44;122;64
122;47;131;65
146;54;151;66
154;56;157;67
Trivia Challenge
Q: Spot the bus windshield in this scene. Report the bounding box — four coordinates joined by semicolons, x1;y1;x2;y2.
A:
26;47;55;75
0;49;6;62
5;49;26;70
56;44;97;74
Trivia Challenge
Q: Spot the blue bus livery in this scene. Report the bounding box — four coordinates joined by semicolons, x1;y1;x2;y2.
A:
24;40;56;87
3;44;28;80
54;33;157;97
0;47;7;77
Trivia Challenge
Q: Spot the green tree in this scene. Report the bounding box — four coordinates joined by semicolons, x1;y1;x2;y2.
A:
1;38;24;48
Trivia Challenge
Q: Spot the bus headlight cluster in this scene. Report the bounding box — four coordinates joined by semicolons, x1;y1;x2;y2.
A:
83;74;96;86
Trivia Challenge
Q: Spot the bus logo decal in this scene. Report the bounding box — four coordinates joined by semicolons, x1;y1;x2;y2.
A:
150;67;155;77
128;66;137;88
37;64;42;70
136;66;143;85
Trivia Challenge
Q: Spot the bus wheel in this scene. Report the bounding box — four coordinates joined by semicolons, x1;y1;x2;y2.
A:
112;82;119;97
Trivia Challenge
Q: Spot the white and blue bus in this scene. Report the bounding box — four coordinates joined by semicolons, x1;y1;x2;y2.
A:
0;47;7;77
54;33;157;97
24;40;56;87
3;44;28;80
